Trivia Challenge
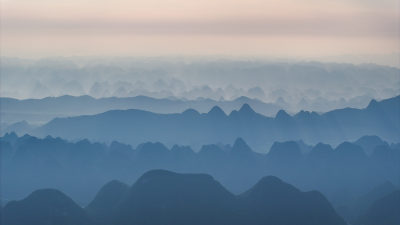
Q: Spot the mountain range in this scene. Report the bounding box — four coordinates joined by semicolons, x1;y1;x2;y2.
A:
28;95;400;151
1;133;399;221
3;170;347;225
0;95;281;125
2;58;399;225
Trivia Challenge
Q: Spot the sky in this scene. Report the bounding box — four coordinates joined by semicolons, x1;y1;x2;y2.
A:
1;0;399;66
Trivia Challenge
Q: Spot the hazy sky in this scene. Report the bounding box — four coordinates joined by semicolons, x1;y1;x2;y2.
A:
1;0;399;66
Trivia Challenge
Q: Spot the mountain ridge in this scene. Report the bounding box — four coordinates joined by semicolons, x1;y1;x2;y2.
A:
3;170;347;225
30;95;400;152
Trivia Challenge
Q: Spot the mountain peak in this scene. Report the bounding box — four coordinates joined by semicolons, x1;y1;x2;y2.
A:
356;135;383;143
295;110;318;119
234;96;252;102
367;99;378;109
241;176;346;225
334;142;367;160
141;169;182;178
104;179;128;189
309;143;333;158
132;170;231;200
208;106;226;117
28;188;69;200
115;170;236;225
275;109;291;120
268;141;302;160
232;137;253;154
2;132;18;142
238;103;256;115
233;137;247;147
182;108;200;116
135;170;177;185
355;135;387;155
199;144;226;158
134;170;228;190
242;176;299;199
136;142;170;158
257;176;287;188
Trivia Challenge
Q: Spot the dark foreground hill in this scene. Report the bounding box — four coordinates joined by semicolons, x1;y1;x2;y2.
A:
338;181;398;223
239;176;345;225
355;190;400;225
85;180;130;225
3;170;347;225
113;170;239;225
32;95;400;151
3;189;90;225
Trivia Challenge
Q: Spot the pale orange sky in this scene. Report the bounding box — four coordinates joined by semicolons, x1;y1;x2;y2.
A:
1;0;399;66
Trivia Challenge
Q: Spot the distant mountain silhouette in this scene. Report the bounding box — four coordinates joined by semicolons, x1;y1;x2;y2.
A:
198;144;228;162
1;120;35;136
237;103;258;117
31;95;400;151
333;142;367;163
0;95;281;126
208;105;227;118
295;139;313;154
354;135;388;155
267;141;302;162
308;143;334;160
3;189;89;225
1;131;18;144
231;137;253;157
355;190;400;225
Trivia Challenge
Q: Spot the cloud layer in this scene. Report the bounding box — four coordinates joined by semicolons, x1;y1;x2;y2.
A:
1;57;399;113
